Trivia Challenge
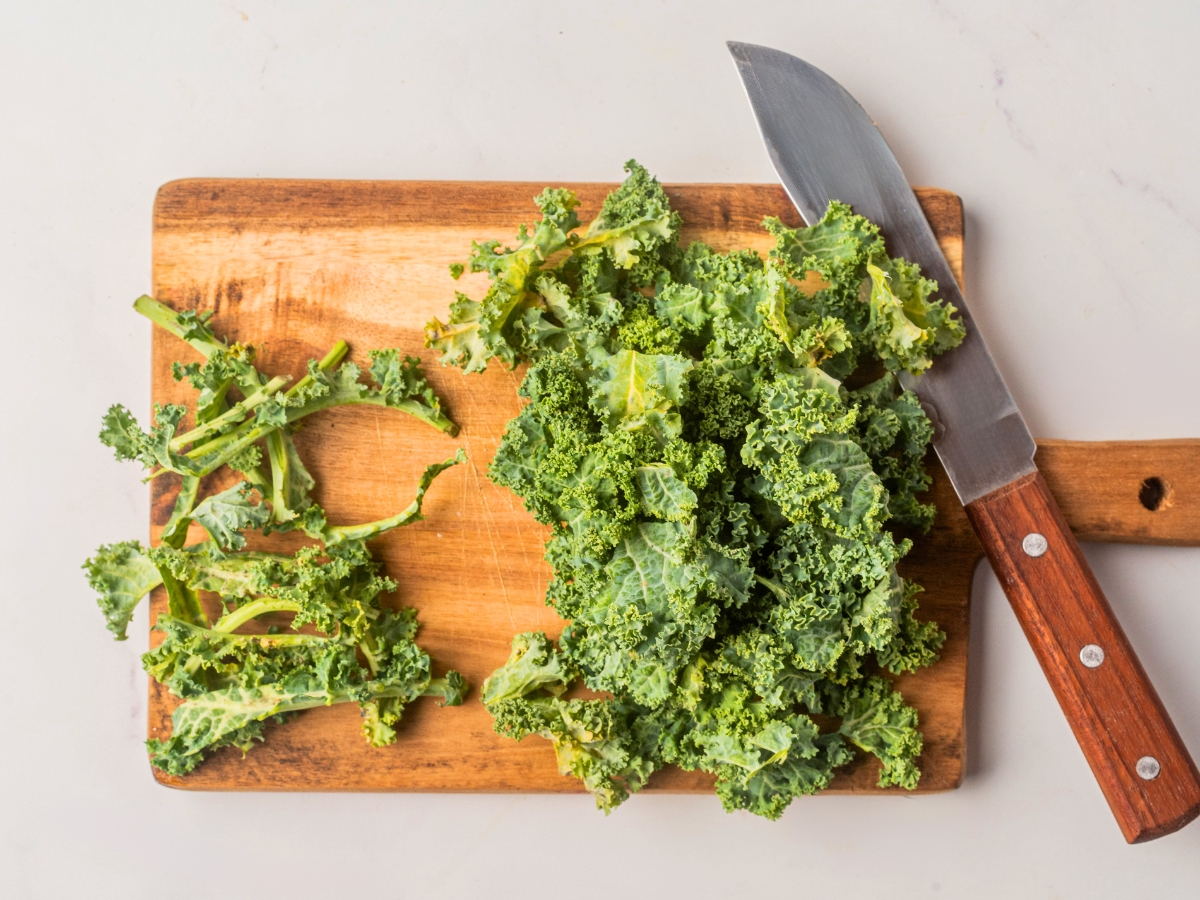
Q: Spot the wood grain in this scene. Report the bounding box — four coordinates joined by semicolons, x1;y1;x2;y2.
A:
965;473;1200;842
1037;439;1200;545
144;179;1200;803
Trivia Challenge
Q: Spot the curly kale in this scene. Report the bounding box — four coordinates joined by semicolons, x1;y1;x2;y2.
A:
430;161;963;819
101;299;457;512
143;568;468;776
86;300;467;774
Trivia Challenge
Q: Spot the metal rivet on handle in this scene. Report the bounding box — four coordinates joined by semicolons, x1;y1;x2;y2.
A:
1079;644;1105;668
1136;756;1161;781
1022;532;1048;557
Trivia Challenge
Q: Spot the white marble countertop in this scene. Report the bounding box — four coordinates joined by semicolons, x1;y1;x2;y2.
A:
4;2;1200;896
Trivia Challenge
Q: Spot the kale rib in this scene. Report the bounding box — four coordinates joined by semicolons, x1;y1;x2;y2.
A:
88;299;470;775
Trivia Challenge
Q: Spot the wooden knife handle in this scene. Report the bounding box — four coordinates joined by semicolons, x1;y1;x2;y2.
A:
966;471;1200;843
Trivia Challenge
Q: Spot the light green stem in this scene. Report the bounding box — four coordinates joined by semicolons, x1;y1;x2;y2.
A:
169;374;290;451
182;341;349;465
322;499;423;545
754;574;789;602
267;430;291;521
212;598;303;633
358;634;380;677
284;341;349;398
161;475;201;549
134;295;225;359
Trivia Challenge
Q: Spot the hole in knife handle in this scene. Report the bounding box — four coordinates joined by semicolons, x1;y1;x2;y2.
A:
1138;477;1170;512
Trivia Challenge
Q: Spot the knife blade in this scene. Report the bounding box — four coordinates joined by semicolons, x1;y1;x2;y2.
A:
729;40;1200;843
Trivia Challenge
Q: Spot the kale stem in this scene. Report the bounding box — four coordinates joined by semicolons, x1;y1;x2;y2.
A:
358;634;380;677
322;499;423;545
266;430;290;522
211;598;304;633
169;374;290;451
183;422;250;459
282;340;350;398
174;344;351;479
160;475;201;549
381;399;460;436
133;295;227;359
240;463;269;491
753;574;790;601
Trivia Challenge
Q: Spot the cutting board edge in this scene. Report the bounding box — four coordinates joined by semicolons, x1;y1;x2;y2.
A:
143;180;971;797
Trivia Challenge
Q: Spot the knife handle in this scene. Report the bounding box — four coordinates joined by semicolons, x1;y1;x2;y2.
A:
966;471;1200;842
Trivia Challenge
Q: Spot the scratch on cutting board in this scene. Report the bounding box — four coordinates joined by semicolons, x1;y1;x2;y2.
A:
471;456;517;630
459;394;516;630
499;486;538;578
456;460;469;607
497;364;541;577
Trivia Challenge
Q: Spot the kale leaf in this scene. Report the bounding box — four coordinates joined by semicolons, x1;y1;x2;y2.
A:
437;163;963;818
87;299;468;773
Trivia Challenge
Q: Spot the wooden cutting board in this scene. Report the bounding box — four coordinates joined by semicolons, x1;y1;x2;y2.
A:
147;180;1200;797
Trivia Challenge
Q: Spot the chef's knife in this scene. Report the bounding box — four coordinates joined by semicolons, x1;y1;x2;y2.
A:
729;41;1200;843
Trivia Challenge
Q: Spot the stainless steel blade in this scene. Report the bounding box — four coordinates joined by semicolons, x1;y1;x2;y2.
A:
728;41;1035;504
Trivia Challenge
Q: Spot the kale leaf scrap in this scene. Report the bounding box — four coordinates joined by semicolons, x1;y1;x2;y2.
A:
86;299;467;774
434;161;964;819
